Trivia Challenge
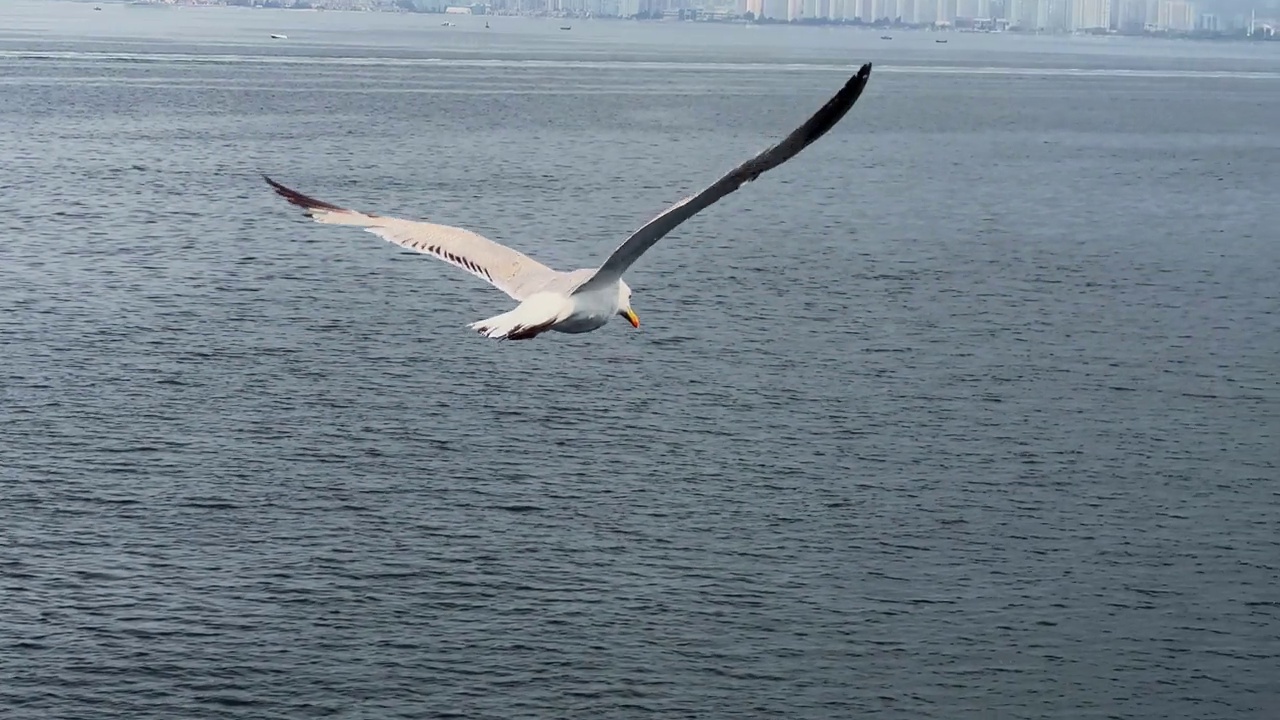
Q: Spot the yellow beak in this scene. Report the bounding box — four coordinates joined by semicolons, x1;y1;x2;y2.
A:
622;308;640;328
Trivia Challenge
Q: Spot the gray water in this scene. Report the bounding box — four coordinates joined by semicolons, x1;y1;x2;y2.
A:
2;2;1278;718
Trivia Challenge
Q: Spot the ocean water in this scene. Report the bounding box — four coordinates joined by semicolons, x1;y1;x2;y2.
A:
1;2;1278;718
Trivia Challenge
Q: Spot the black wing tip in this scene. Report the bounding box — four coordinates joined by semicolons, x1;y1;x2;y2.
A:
841;61;874;104
261;173;293;198
261;173;348;213
854;63;873;91
795;61;874;147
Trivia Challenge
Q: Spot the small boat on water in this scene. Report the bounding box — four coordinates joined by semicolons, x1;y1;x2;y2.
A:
560;25;572;30
880;35;892;40
935;38;948;43
270;33;288;39
441;21;455;26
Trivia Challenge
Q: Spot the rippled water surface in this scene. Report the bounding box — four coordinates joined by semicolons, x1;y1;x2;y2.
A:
2;2;1278;718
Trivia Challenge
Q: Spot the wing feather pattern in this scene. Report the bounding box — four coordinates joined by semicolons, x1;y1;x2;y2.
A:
263;176;559;300
573;63;873;295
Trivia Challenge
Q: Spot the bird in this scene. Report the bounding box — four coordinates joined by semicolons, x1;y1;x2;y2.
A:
263;63;873;341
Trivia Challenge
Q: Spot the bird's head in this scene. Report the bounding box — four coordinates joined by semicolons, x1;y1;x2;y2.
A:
617;280;639;329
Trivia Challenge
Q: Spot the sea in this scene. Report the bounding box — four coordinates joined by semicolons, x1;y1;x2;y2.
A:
1;1;1277;718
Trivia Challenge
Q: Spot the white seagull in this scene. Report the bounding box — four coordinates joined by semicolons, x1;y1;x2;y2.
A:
264;63;872;341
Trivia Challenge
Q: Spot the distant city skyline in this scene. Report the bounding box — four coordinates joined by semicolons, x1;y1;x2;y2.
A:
113;0;1280;35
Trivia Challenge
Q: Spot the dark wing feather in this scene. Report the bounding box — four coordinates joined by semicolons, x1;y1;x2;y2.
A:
262;175;561;300
263;175;348;213
573;62;872;295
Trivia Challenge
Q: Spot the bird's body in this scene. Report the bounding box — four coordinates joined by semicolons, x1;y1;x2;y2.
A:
469;282;624;340
264;63;873;340
480;268;623;337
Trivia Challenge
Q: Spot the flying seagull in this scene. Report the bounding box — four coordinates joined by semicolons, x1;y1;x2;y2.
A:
264;62;872;341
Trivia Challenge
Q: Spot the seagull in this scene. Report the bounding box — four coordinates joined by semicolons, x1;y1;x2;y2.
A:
263;62;873;341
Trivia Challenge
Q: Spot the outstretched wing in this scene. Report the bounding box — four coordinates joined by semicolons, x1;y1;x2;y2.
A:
573;63;873;295
263;175;560;301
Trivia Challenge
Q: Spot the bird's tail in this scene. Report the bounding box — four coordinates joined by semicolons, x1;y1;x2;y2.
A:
468;294;572;341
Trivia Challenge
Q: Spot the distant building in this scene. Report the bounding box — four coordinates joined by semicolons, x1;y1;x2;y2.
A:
1069;0;1109;29
1116;0;1146;30
1156;0;1194;30
1009;0;1048;28
761;0;787;17
955;0;989;19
